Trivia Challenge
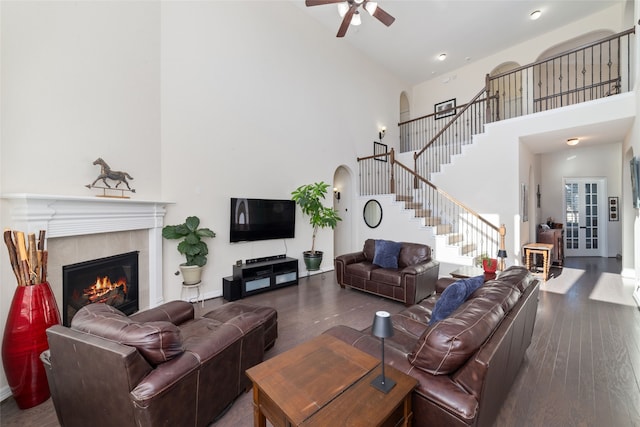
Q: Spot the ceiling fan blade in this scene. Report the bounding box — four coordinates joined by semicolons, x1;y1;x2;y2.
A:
305;0;344;6
336;5;357;38
372;6;395;26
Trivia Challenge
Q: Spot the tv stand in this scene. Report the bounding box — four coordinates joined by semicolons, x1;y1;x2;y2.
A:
232;257;298;298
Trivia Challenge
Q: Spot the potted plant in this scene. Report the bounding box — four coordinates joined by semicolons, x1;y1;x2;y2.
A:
291;181;341;271
477;253;497;276
162;216;216;284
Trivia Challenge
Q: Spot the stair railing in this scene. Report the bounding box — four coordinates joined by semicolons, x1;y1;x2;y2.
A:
358;148;503;261
401;27;634;184
410;87;496;183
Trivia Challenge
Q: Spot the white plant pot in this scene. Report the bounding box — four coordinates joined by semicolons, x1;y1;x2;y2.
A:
180;264;203;285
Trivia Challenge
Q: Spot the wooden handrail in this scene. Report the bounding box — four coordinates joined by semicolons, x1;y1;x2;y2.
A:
391;153;499;233
398;91;493;127
357;152;390;162
414;87;489;159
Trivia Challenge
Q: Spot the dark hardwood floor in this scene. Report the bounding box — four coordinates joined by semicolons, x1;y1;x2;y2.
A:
1;257;639;426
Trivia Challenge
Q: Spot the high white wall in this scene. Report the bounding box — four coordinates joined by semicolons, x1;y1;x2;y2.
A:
0;0;407;395
158;1;405;296
1;1;162;197
624;0;640;290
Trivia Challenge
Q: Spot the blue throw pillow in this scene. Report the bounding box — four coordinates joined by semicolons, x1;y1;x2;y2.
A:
429;275;485;325
372;239;402;269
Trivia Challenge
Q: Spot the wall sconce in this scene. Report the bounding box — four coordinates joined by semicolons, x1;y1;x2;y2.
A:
333;187;341;200
378;127;386;140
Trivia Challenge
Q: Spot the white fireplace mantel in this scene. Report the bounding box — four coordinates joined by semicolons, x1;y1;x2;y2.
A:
1;193;173;307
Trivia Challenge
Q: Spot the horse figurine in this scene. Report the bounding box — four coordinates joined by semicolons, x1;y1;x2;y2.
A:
89;158;135;192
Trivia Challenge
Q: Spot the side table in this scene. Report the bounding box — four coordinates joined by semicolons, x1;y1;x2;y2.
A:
449;266;495;281
522;243;554;281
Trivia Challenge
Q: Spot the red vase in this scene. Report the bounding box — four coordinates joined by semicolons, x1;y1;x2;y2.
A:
2;282;61;409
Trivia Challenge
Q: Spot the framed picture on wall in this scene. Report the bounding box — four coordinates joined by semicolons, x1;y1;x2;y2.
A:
374;141;387;162
609;196;619;221
434;99;456;120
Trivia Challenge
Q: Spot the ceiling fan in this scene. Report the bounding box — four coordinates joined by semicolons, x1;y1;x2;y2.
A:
305;0;395;38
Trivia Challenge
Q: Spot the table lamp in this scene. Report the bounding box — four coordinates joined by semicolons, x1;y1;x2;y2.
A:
370;310;396;393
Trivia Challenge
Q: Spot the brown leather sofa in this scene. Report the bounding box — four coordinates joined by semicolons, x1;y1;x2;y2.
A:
41;300;277;427
335;239;440;305
324;266;540;427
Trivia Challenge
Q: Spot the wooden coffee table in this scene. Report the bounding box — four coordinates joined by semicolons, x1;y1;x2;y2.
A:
246;333;417;427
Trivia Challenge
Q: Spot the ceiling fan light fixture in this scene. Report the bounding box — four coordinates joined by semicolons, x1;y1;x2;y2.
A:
354;0;364;4
337;2;349;18
351;11;362;26
365;1;378;15
530;10;542;20
567;138;580;146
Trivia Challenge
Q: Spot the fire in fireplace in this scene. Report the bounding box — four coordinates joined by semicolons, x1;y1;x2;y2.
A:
62;251;139;326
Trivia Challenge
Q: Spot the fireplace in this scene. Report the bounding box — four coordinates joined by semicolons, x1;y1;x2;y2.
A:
62;251;139;326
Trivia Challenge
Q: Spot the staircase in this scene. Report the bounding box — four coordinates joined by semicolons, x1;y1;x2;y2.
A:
359;149;501;266
358;28;635;266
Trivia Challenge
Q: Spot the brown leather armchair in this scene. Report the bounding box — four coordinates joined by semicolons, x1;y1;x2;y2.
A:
41;300;272;427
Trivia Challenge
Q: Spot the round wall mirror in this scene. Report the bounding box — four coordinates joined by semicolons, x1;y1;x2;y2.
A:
363;199;383;228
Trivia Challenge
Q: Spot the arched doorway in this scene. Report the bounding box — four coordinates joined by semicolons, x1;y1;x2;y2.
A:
489;61;522;120
333;165;355;256
399;91;410;152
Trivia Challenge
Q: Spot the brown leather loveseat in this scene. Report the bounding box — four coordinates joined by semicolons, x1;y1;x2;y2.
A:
335;239;440;305
325;266;540;427
41;300;276;427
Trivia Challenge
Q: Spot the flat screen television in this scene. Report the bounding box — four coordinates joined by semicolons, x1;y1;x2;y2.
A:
230;198;296;242
631;157;640;209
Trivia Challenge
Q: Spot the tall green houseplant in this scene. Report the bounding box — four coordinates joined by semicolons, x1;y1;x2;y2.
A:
291;181;341;270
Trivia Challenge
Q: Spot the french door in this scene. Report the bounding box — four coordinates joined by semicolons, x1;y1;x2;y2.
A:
563;178;606;257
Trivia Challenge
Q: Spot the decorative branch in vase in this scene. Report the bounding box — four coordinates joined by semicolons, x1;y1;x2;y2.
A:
2;228;61;409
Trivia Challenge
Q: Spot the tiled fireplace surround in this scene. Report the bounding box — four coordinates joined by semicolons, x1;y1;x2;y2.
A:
2;194;170;313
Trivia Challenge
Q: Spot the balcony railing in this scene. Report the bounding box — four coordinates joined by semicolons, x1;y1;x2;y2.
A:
488;28;635;121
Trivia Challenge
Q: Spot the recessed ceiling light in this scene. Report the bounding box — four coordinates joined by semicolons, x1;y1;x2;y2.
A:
438;53;447;61
530;10;542;20
566;138;579;146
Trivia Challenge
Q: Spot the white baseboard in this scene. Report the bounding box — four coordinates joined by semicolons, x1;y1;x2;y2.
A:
1;385;12;402
621;267;637;279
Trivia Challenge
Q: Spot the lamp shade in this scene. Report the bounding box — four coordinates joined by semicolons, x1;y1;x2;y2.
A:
497;249;507;258
371;311;393;338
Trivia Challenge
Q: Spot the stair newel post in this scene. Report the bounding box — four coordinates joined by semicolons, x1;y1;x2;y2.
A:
498;224;507;271
389;148;395;194
485;74;492;122
413;151;419;189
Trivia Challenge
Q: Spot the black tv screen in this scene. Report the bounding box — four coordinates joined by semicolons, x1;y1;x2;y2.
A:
230;198;296;242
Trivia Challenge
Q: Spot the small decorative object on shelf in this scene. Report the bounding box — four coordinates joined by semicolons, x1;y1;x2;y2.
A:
2;228;61;409
85;157;135;198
